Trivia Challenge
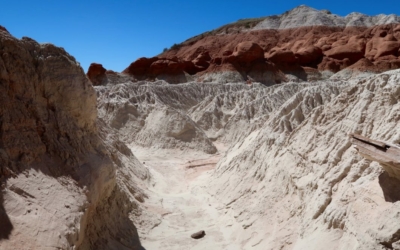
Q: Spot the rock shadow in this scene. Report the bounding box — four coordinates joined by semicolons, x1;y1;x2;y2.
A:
379;171;400;202
0;190;13;240
80;185;147;250
280;65;308;81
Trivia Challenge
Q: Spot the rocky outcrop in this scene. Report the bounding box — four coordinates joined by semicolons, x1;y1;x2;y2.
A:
123;57;158;76
267;48;297;63
230;41;264;63
121;23;400;84
87;63;107;85
0;28;148;249
294;45;323;65
122;56;200;83
366;33;400;60
324;35;366;62
140;7;400;84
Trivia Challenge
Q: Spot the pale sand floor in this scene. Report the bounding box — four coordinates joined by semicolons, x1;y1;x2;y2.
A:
130;143;245;250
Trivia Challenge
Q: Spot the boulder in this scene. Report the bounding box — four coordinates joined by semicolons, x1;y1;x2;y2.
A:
122;57;159;75
267;49;297;63
191;230;206;239
148;59;178;75
87;63;107;86
365;34;400;60
149;59;182;75
374;41;400;59
232;41;264;63
324;36;366;62
294;45;323;65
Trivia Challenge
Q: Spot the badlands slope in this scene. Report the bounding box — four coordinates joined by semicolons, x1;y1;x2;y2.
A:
2;5;400;250
89;7;400;249
95;70;400;249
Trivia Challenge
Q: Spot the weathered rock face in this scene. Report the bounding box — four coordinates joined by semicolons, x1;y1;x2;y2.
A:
0;28;149;249
186;70;400;249
0;30;99;181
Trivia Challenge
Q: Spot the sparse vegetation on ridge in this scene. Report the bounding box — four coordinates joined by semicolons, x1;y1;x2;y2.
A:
161;17;266;53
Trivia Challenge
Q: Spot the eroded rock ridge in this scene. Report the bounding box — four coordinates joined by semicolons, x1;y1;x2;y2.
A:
87;6;400;85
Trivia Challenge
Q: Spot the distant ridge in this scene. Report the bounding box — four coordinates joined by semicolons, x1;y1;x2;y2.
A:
252;5;400;30
90;5;400;85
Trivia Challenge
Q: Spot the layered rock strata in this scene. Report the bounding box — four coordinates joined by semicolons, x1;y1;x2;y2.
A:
111;6;400;84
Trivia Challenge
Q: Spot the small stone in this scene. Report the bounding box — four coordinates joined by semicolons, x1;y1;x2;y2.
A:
191;230;206;239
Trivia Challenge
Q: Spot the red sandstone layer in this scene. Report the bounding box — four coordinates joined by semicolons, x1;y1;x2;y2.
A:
88;24;400;84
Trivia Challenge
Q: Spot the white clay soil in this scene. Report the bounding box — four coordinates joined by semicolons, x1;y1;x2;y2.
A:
131;143;247;250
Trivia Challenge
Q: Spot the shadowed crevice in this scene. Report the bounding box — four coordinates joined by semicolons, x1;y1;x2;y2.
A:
78;185;146;250
379;172;400;203
0;190;13;240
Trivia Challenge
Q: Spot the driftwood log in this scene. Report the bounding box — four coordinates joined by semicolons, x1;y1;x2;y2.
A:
350;133;400;180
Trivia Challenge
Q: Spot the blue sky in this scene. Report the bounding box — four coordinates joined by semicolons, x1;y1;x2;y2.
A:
1;0;399;72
